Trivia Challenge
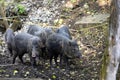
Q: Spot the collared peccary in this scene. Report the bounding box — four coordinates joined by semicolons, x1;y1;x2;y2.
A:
27;25;53;37
46;33;81;69
13;33;44;66
27;25;54;59
4;28;15;56
27;25;44;35
56;25;72;39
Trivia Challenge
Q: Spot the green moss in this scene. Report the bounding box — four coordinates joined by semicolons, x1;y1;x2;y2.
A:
17;4;25;15
99;25;109;80
100;47;109;80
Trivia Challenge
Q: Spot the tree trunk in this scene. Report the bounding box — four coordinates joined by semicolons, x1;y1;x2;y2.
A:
0;3;9;29
0;3;23;32
105;0;120;80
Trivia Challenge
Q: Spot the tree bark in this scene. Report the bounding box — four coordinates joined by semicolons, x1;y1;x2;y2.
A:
105;0;120;80
0;3;9;29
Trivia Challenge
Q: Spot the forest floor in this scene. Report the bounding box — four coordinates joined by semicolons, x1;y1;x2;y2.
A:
0;0;109;80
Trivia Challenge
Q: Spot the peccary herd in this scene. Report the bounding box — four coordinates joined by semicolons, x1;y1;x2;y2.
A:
4;25;81;69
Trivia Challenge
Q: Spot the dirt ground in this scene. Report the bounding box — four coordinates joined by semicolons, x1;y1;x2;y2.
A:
0;52;99;80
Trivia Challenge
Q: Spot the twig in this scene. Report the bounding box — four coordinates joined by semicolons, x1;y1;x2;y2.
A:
0;64;18;67
33;68;50;79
